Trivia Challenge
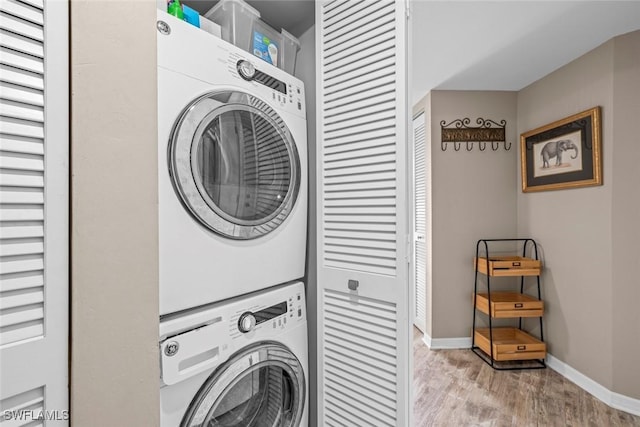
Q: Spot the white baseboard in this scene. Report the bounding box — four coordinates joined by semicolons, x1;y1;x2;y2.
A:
418;335;640;416
546;354;640;417
422;332;471;350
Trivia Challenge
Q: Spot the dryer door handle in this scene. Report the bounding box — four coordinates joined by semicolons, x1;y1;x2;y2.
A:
160;318;226;386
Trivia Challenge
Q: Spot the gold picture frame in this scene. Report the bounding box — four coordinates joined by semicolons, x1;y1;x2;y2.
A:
520;106;602;192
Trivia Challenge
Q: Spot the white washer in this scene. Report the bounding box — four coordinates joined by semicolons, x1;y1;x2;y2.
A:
160;281;308;427
157;11;308;315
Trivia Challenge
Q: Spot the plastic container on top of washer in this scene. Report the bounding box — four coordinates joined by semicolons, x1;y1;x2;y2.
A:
205;0;301;74
280;28;301;74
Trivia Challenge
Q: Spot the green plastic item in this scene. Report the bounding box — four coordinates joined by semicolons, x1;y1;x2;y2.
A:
167;0;184;20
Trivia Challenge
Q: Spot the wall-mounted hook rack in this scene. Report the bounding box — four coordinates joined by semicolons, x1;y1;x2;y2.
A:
440;118;511;152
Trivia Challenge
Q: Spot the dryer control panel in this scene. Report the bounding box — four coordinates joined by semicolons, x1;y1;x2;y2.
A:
226;52;306;119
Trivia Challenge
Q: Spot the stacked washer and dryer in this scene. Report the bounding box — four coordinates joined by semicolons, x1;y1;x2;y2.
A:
156;9;308;426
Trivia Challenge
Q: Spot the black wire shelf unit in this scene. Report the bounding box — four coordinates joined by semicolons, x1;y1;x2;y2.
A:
471;238;546;370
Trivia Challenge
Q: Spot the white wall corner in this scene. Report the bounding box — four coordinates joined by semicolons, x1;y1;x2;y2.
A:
546;353;640;417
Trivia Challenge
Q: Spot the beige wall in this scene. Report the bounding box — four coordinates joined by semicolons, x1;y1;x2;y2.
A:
70;1;160;425
518;30;640;399
414;91;518;339
611;30;640;399
517;39;616;391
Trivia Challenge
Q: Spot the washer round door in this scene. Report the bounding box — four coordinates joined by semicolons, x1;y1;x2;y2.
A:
169;91;301;240
181;342;306;427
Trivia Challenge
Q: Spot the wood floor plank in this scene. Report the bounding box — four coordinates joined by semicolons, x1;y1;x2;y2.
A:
413;328;640;426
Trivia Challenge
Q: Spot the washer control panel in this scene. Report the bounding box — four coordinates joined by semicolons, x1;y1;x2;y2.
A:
231;288;304;338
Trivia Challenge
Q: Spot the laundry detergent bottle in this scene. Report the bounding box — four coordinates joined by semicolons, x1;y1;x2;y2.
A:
167;0;184;20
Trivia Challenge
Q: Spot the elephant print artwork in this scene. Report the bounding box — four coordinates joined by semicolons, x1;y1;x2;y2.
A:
533;130;583;178
541;139;579;168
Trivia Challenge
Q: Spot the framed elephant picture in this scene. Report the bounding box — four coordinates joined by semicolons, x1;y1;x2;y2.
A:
520;106;602;192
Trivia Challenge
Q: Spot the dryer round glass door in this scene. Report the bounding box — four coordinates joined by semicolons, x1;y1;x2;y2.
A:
181;342;305;427
169;91;301;240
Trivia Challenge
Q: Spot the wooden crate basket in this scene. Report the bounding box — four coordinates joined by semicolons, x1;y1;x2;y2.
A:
474;327;546;361
474;256;541;276
474;292;543;318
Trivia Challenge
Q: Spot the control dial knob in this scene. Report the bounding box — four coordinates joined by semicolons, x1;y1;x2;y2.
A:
237;60;256;81
238;312;256;333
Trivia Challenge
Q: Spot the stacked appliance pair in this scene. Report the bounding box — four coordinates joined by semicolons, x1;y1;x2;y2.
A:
156;9;308;426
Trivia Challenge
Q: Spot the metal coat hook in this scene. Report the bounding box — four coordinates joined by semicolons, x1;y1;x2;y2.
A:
440;117;511;152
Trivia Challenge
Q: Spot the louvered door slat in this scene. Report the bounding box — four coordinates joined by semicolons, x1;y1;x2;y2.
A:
325;91;394;123
0;99;44;122
0;303;43;330
325;87;394;114
0;189;43;204
324;119;396;143
324;128;395;149
0;286;43;309
325;151;395;170
325;180;395;194
0;0;44;25
0;65;44;92
318;0;408;425
324;357;395;401
324;191;396;202
0;170;44;188
0;29;43;58
324;293;397;427
0;151;44;170
324;198;396;208
1;256;43;274
325;25;394;67
325;139;395;158
20;0;44;11
413;113;427;332
324;56;395;90
322;0;366;27
325;235;396;249
324;2;392;44
0;117;44;139
0;81;44;106
0;46;43;74
325;100;395;127
324;43;395;79
1;3;68;417
0;240;43;255
0;223;43;239
325;395;393;427
0;271;43;292
0;13;44;41
326;138;395;156
326;19;395;63
324;335;396;369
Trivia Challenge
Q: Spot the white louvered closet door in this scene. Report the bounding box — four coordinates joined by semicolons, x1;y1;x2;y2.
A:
316;1;410;425
412;113;426;332
0;0;69;423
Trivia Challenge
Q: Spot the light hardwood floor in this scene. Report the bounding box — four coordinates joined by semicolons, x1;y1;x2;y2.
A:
413;328;640;426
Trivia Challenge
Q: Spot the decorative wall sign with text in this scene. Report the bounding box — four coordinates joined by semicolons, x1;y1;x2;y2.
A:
440;118;510;152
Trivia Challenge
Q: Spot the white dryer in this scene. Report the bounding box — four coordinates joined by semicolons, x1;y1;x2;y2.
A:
159;281;308;427
157;11;307;315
